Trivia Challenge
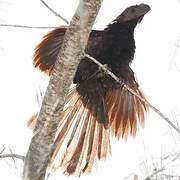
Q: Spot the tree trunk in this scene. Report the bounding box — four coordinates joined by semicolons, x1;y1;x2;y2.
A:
22;0;102;179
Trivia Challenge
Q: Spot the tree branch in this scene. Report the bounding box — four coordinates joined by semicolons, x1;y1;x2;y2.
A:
0;147;25;162
0;24;56;29
144;168;165;180
22;1;102;180
0;153;25;161
40;0;69;24
85;53;180;134
0;147;5;154
144;152;180;180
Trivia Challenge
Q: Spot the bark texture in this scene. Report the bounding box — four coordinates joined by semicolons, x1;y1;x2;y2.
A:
23;0;102;180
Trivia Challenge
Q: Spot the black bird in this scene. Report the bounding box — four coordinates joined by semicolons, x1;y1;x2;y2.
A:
29;4;150;177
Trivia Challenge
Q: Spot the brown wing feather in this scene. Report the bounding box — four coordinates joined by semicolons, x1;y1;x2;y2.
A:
107;87;148;139
82;114;97;173
122;92;129;139
128;94;137;137
50;96;82;163
64;110;90;175
33;27;103;77
114;91;123;137
115;90;125;139
33;26;67;74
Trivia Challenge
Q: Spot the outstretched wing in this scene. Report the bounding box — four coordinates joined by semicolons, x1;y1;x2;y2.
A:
106;87;148;139
33;26;67;74
104;65;148;139
33;26;104;75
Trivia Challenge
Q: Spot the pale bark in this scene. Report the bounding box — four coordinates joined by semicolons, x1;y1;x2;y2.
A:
22;0;102;180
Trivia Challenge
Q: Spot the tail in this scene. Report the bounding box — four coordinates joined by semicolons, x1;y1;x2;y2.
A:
28;85;111;177
33;26;67;74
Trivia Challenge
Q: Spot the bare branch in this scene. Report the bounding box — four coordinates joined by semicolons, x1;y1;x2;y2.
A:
144;152;180;180
144;168;165;180
0;147;6;154
0;153;25;161
85;53;180;134
0;24;56;29
40;0;69;24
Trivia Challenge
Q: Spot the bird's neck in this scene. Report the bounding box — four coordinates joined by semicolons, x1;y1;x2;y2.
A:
110;23;136;37
105;19;138;37
102;21;137;72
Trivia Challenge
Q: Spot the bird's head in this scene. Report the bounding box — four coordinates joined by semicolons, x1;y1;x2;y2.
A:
114;4;150;24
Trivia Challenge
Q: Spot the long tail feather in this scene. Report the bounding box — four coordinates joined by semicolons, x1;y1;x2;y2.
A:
47;86;111;176
63;110;90;176
82;115;97;173
50;96;82;163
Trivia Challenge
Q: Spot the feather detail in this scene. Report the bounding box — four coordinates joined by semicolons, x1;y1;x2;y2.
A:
129;94;137;137
82;115;97;173
47;86;111;176
27;112;38;129
107;88;148;139
33;27;67;74
50;94;82;163
107;90;119;124
62;110;90;176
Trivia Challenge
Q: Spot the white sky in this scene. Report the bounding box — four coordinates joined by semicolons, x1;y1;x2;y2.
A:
0;0;180;179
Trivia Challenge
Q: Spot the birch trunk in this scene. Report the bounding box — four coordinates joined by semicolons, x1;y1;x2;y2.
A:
23;0;102;179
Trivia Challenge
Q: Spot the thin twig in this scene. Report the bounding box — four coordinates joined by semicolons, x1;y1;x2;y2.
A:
85;53;180;134
0;24;56;29
0;147;6;154
144;168;165;180
161;174;180;179
40;0;69;24
0;153;25;161
144;152;180;179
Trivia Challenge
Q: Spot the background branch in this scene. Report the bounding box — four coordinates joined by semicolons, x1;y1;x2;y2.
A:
144;152;180;179
40;0;69;24
0;147;5;154
0;24;56;29
0;154;25;161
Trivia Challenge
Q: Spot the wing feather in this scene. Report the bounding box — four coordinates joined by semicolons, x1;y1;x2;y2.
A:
107;88;148;139
33;27;67;74
64;110;90;175
82;114;97;173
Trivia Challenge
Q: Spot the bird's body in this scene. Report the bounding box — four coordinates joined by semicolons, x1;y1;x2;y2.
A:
29;4;150;177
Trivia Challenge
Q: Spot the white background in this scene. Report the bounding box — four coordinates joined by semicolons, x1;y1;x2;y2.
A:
0;0;180;179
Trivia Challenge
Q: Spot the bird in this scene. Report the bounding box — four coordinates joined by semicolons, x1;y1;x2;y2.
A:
28;3;150;177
